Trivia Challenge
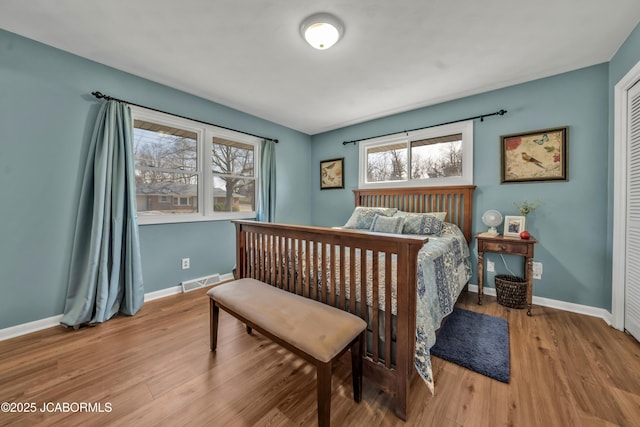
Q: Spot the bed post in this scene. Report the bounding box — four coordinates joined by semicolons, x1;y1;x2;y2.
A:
393;240;423;420
461;185;475;242
235;221;246;279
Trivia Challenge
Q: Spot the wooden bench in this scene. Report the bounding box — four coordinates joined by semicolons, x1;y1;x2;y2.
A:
207;278;367;427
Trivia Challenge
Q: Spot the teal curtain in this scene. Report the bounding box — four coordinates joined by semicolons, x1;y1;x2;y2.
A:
256;139;276;222
61;101;144;327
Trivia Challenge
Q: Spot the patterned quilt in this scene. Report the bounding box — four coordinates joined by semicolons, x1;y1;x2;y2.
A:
287;222;470;393
413;222;470;392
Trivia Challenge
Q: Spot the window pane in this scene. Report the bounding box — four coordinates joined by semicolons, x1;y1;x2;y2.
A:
211;137;254;177
366;144;407;182
411;134;462;179
133;120;197;171
213;177;255;212
135;171;198;215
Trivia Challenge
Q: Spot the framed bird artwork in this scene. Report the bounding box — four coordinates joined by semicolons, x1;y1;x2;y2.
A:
500;126;568;183
320;157;344;189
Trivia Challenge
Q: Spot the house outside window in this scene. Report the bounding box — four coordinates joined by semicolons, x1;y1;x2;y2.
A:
358;120;473;188
131;106;260;224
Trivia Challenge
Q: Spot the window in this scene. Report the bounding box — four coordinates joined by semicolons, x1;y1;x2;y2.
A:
359;120;473;188
131;106;260;224
172;196;192;206
211;137;255;213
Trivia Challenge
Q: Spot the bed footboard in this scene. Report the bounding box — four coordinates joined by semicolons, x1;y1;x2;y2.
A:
233;220;426;420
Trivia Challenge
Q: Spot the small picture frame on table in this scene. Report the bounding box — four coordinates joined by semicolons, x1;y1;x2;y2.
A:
503;215;526;238
320;157;344;190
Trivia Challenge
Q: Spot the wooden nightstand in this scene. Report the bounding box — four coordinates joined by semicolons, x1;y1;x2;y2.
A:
476;234;538;316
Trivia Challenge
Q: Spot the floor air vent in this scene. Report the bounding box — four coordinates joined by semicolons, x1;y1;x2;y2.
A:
181;274;220;293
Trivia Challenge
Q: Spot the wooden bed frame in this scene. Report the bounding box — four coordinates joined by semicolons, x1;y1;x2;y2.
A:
232;185;475;420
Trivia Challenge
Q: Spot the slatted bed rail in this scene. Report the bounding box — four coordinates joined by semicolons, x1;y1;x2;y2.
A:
233;220;426;419
232;185;476;420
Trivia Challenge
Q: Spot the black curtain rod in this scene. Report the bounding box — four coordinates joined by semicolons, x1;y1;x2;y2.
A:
91;91;279;143
342;109;507;145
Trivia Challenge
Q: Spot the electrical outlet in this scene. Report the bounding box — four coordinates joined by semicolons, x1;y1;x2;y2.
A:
181;258;190;270
487;261;495;272
532;261;542;280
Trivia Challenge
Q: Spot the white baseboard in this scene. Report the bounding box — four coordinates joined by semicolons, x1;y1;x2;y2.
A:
144;285;182;302
1;277;612;341
0;271;236;342
0;314;65;342
467;284;612;325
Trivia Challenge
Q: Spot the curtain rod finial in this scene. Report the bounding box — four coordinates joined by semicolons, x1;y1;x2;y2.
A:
92;91;115;102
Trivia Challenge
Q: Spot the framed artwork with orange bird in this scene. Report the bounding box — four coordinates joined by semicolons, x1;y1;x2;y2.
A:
320;157;344;189
500;126;568;183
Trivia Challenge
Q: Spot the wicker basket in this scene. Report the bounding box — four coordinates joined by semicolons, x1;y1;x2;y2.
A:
494;275;527;309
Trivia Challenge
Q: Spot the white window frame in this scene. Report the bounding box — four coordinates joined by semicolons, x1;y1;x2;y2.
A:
358;120;474;188
131;106;260;225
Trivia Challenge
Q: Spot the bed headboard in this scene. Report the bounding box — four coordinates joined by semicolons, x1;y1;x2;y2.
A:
353;185;476;243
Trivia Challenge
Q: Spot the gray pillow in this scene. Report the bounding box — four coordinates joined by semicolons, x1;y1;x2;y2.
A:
369;214;405;234
343;207;398;229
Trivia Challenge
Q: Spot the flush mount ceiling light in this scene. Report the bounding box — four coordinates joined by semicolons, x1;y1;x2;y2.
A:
300;13;344;50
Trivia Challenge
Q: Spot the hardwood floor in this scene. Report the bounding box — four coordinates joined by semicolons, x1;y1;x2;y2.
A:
1;288;639;426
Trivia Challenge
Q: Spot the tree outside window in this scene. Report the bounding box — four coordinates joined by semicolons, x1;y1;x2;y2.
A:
211;137;255;213
131;107;260;224
359;121;473;188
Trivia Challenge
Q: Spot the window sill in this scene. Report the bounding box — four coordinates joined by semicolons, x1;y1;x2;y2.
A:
358;177;473;189
137;212;256;226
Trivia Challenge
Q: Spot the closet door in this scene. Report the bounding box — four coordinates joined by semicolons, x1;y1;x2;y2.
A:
626;80;640;341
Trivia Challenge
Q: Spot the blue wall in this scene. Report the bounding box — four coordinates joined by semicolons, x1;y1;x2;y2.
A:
0;30;312;329
2;21;639;330
310;65;611;309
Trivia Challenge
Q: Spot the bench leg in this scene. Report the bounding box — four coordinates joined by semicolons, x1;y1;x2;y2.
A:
350;333;364;403
316;362;332;427
210;299;219;351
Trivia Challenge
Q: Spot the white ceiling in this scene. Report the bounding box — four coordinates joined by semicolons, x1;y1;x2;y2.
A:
2;1;640;135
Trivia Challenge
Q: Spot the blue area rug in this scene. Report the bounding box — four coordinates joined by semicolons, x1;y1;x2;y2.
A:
430;307;510;383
